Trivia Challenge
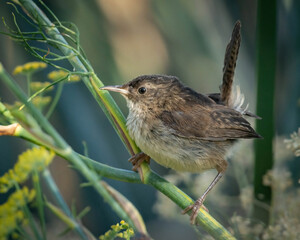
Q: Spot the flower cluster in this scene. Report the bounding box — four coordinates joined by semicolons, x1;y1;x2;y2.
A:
31;96;52;109
0;187;36;240
0;147;54;193
99;220;134;240
13;62;47;75
30;81;53;92
48;70;80;82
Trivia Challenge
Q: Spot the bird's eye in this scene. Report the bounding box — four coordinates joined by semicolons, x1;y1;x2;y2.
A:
138;87;146;94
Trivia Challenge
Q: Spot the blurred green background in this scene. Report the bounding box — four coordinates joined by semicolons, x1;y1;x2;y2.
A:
0;0;299;239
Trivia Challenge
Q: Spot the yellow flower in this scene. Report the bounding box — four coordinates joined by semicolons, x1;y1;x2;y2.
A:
30;81;54;93
0;147;54;193
13;62;47;75
32;96;52;109
5;96;51;111
3;102;22;112
0;187;35;239
99;220;134;240
48;70;80;82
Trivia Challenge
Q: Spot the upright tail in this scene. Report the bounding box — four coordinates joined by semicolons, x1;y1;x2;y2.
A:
221;20;241;106
208;21;261;119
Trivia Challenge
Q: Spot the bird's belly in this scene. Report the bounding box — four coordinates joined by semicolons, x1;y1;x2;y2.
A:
127;117;229;172
139;137;216;172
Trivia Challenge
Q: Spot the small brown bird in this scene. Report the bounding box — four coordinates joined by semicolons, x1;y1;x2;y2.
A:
101;21;261;224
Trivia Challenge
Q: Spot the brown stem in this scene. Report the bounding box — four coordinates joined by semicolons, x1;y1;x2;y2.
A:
0;123;19;136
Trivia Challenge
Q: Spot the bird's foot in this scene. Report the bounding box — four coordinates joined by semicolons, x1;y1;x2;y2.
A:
128;152;150;182
128;152;150;171
182;197;208;224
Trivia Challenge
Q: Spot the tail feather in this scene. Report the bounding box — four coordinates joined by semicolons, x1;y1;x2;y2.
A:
209;20;261;120
221;20;241;105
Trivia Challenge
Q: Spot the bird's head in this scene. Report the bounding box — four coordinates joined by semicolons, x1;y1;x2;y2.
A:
100;75;184;111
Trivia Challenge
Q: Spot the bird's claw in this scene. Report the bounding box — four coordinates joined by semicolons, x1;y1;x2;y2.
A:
128;152;150;182
128;152;150;171
182;197;208;224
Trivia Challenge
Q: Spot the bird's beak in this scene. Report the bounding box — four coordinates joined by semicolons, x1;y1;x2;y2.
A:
100;85;129;95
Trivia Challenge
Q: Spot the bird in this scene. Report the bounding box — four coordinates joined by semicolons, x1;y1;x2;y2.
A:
100;21;261;224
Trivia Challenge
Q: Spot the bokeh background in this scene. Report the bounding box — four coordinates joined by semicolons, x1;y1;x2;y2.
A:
0;0;299;239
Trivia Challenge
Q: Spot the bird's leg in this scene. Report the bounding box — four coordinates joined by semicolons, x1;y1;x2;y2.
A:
182;171;224;224
128;152;150;182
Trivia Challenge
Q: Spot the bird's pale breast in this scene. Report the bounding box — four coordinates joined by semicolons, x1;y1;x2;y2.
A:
126;107;231;172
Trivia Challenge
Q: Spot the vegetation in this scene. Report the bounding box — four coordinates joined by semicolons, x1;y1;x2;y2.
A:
0;0;299;239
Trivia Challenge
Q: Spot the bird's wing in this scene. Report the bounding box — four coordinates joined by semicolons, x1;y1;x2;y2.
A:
158;105;261;141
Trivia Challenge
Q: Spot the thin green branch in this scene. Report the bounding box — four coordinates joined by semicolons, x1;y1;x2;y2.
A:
14;184;43;240
31;47;64;57
26;74;68;105
11;12;45;65
42;169;88;240
45;81;64;119
37;0;75;35
32;171;46;240
26;73;32;96
16;225;33;240
7;1;40;30
22;205;43;240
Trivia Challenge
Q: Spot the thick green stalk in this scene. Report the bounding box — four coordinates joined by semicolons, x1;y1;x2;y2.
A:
146;173;235;239
253;0;276;224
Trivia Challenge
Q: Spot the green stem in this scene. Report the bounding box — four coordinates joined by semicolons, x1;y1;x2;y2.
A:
16;225;33;240
253;0;276;224
146;173;235;240
32;171;46;240
42;169;88;240
13;124;141;183
14;184;42;240
79;154;141;183
45;81;64;119
26;73;32;96
23;201;43;240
